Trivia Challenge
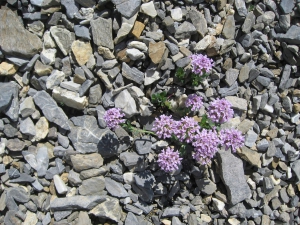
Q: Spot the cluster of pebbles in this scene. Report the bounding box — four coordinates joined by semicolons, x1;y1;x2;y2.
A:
0;0;300;224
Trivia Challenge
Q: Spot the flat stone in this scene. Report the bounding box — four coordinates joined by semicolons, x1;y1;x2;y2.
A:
135;137;152;154
111;0;141;18
115;13;138;44
20;117;36;136
0;82;14;112
217;150;252;205
188;9;207;38
68;115;119;157
105;177;129;197
225;68;239;86
235;0;247;17
195;35;213;51
71;40;93;66
33;90;70;130
50;195;106;211
70;153;103;172
175;21;197;39
75;0;96;7
19;96;36;117
34;60;53;76
46;69;65;90
131;21;145;38
162;207;181;217
237;146;261;168
52;86;88;110
90;17;113;49
74;25;90;40
40;49;56;65
0;61;18;76
127;41;148;52
0;8;42;59
126;48;144;60
196;178;217;195
279;0;295;14
140;1;157;18
114;89;138;118
121;62;144;84
225;96;247;111
242;12;255;34
50;26;75;56
23;211;38;225
77;211;92;225
291;160;300;181
6;139;25;152
89;197;122;223
79;176;106;195
34;117;49;141
222;15;235;39
53;174;68;194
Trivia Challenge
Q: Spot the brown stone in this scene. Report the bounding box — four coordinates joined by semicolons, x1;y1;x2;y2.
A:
131;21;145;38
98;46;115;59
149;41;167;64
222;58;232;71
116;48;130;63
0;61;18;76
237;146;261;168
293;103;300;113
293;89;300;97
71;40;93;66
74;73;86;84
34;60;53;76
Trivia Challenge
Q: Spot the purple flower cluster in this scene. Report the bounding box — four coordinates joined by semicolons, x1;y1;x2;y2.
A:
192;129;220;164
157;147;182;173
190;54;214;75
207;98;234;124
175;117;200;143
152;115;177;139
103;108;125;130
220;129;244;152
185;94;203;112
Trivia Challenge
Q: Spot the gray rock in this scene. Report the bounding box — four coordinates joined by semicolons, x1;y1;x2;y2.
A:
135;137;152;154
61;0;79;19
282;96;292;113
114;89;139;118
50;195;106;211
0;8;42;59
0;164;5;174
6;187;30;211
188;9;207;38
89;84;102;105
291;159;300;181
217;150;252;205
279;64;291;91
20;117;36;136
19;96;36;118
222;15;235;39
245;130;258;148
53;174;68;194
175;21;197;39
79;79;93;97
242;12;255;33
279;0;295;14
175;57;190;68
235;0;247;17
105;177;129;197
278;25;300;45
132;171;155;202
0;82;15;112
196;178;217;195
74;25;90;40
68;115;120;157
75;0;96;7
89;197;122;223
111;0;141;18
6;138;25;151
90;17;113;49
263;177;274;194
162;207;181;217
121;62;144;84
225;68;239;86
68;170;82;186
0;82;19;121
8;168;20;179
120;152;143;167
124;212;139;225
50;26;75;56
79;176;106;195
279;15;290;32
33;91;70;130
70;153;103;172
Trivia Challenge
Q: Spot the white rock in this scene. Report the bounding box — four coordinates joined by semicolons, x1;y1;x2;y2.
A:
128;41;148;52
212;198;225;211
60;81;81;92
115;13;138;44
123;172;134;184
126;48;144;60
114;89;138;117
0;142;5;156
34;117;49;142
171;8;182;21
52;86;88;110
130;86;145;97
140;1;157;18
53;174;68;194
263;104;274;113
43;31;56;49
46;70;65;90
40;48;57;65
23;211;38;225
291;113;300;124
144;68;161;86
195;35;213;51
19;96;36;118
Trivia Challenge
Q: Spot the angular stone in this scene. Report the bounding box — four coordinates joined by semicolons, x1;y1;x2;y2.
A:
23;211;38;225
225;96;247;111
222;15;235;39
20;117;36;136
50;26;75;56
0;82;19;121
196;178;217;195
115;13;138;44
53;174;68;194
70;153;103;172
74;25;90;40
195;35;214;51
33;91;70;130
75;0;96;7
121;62;144;84
0;8;42;59
235;0;248;17
175;21;196;39
140;1;157;18
0;61;18;76
79;176;106;195
89;197;122;223
19;96;36;118
71;40;93;66
77;211;92;225
52;86;88;110
237;146;261;168
34;60;53;76
131;21;145;38
0;82;14;112
105;177;129;198
217;150;252;205
188;9;207;38
61;0;79;19
6;139;25;152
111;0;141;18
225;68;239;86
91;17;113;49
40;49;56;65
149;41;167;65
50;195;106;211
68;115;119;157
34;117;49;142
46;69;65;90
242;12;255;33
279;0;295;14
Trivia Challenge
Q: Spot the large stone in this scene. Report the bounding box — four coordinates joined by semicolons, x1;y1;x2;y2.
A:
75;0;96;7
50;26;75;56
115;13;138;44
0;82;19;121
111;0;141;18
105;177;129;198
33;91;70;130
34;117;49;141
52;86;88;110
79;176;106;195
225;96;247;111
20;117;36;136
68;115;120;157
70;153;103;172
46;69;65;90
0;82;14;111
175;21;197;39
90;17;113;49
71;40;93;66
0;61;18;76
121;62;144;84
6;139;25;152
188;9;207;38
19;96;36;118
278;25;300;45
50;195;106;211
217;150;252;205
237;146;261;168
23;211;38;225
114;89;138;118
0;8;42;59
149;41;167;65
89;197;122;223
222;15;235;39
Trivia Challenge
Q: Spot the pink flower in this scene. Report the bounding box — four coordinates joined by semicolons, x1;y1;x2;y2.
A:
157;147;182;172
207;98;234;124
